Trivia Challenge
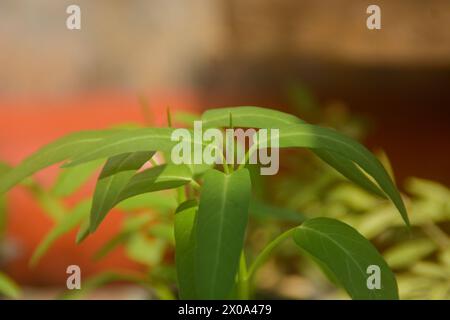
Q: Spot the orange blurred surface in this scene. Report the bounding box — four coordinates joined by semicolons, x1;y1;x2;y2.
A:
0;91;199;285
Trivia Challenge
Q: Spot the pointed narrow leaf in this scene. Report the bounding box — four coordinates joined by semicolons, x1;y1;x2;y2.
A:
64;128;206;167
174;200;198;299
116;191;177;212
87;163;192;237
201;106;386;199
116;164;193;204
0;272;20;299
0;130;120;194
30;201;91;266
293;217;399;300
195;169;251;299
52;160;103;197
34;190;67;221
257;124;408;225
76;219;90;244
314;149;387;199
202;106;303;128
99;152;155;179
89;151;155;233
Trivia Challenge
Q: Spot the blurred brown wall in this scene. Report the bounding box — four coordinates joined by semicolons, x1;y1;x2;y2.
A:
1;0;450;95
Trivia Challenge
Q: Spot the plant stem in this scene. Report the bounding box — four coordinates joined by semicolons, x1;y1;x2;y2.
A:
166;107;173;128
227;113;236;174
177;186;186;204
190;180;201;191
237;252;250;299
222;160;230;175
247;228;296;281
238;144;256;171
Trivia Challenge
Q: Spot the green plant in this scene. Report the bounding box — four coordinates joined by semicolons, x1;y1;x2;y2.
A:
0;163;21;299
254;145;450;299
0;106;409;300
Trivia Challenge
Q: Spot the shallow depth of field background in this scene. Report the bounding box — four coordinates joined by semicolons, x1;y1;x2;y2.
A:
0;0;449;299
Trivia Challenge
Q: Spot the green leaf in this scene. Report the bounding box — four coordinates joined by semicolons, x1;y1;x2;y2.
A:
63;128;205;167
0;130;120;194
30;200;91;267
293;217;399;300
202;106;303;129
0;272;20;299
259;124;408;225
52;160;103;197
314;149;387;199
33;190;68;221
194;169;251;299
0;165;7;237
174;110;200;126
115;164;193;204
75;219;90;244
89;151;155;234
99;152;155;179
15;174;68;222
116;191;177;212
174;199;198;299
202;106;387;201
